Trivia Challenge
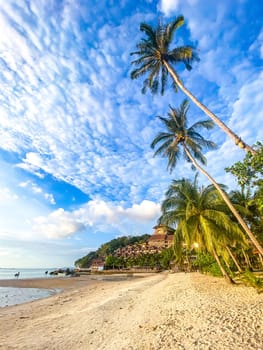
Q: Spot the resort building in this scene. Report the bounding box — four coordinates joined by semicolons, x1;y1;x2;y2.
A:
113;224;175;258
148;224;174;248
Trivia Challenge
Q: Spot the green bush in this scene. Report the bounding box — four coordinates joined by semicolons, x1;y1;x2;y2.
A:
207;262;222;277
192;252;222;276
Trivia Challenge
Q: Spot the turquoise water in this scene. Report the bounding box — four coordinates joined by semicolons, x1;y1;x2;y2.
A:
0;268;60;308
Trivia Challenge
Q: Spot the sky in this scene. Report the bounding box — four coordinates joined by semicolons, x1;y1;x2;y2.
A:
0;0;262;268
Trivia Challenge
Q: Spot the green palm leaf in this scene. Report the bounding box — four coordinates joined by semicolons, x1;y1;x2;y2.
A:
159;177;248;268
130;16;198;95
151;99;215;172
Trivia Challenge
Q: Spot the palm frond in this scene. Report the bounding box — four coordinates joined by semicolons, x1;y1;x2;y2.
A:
130;54;156;67
169;46;195;68
189;119;215;130
150;131;173;149
166;16;185;44
130;60;157;80
140;22;156;44
187;132;217;150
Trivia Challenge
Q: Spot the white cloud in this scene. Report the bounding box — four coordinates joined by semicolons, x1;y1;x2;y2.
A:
158;0;180;16
18;180;31;188
33;208;84;239
32;199;161;239
125;200;161;221
44;193;56;205
159;0;200;17
229;73;263;144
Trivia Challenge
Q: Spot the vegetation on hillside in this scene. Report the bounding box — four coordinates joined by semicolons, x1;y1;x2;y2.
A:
105;247;175;271
75;234;150;268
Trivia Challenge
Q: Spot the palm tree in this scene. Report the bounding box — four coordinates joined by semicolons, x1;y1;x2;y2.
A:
160;177;248;282
230;188;263;268
130;16;255;154
151;99;263;255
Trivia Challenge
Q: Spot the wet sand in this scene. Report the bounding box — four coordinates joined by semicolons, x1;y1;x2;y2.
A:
0;275;96;290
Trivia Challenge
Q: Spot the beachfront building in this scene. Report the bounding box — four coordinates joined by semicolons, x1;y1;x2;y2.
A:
90;259;105;271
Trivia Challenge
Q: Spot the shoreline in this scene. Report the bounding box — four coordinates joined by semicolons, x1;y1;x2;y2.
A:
0;275;96;291
0;274;150;308
0;272;262;349
0;272;149;290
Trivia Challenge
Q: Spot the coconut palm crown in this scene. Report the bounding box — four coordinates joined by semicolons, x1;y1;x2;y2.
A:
131;16;255;154
151;99;216;172
159;177;248;282
130;16;198;95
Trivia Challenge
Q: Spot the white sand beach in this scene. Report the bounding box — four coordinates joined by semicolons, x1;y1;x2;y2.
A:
0;272;262;350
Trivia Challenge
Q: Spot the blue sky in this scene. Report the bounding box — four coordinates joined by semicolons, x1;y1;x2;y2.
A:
0;0;262;268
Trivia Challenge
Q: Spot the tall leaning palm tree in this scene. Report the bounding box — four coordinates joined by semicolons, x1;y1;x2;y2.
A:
160;178;248;282
151;99;263;255
131;16;255;154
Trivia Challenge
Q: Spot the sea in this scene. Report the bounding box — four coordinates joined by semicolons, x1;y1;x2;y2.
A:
0;268;60;308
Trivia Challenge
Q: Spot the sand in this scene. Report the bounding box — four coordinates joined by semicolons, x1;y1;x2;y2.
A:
0;272;262;350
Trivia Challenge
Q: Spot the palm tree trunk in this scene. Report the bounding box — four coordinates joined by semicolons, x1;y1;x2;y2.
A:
183;144;263;256
212;248;234;284
164;61;256;154
226;246;243;273
223;256;231;270
242;248;253;270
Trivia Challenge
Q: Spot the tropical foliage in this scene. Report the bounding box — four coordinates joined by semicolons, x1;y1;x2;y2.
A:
151;99;216;171
75;251;99;268
75;234;150;268
192;252;222;277
229;188;263;246
159;177;248;282
97;234;151;256
226;141;263;217
226;142;263;187
151;100;263;256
